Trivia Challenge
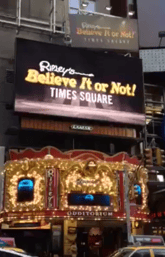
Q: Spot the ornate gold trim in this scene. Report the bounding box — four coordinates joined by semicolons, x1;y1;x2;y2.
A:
4;156;148;213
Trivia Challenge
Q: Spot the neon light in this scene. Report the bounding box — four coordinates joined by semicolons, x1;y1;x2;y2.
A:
134;184;141;195
85;194;94;201
18;179;34;191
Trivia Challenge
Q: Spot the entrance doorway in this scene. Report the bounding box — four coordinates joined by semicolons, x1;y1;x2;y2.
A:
77;221;126;257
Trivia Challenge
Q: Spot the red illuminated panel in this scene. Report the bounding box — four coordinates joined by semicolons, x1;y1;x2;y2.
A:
151;238;162;243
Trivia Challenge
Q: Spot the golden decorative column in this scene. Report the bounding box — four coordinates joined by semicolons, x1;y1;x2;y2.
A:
64;219;77;256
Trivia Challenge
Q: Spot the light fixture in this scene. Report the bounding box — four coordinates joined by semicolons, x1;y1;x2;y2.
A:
106;6;112;11
81;0;89;8
157;174;164;182
128;11;135;16
128;4;135;16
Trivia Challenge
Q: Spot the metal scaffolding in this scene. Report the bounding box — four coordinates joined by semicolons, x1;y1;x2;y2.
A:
0;0;123;37
0;0;65;35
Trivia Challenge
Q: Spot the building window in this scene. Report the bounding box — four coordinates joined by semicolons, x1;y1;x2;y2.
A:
153;249;165;257
0;0;16;16
132;250;150;257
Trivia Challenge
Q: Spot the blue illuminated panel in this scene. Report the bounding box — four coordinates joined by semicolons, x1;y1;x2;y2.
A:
134;184;142;205
68;193;110;206
17;178;34;202
134;184;141;195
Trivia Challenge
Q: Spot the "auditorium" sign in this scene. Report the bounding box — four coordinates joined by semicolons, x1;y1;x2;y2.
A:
67;211;113;217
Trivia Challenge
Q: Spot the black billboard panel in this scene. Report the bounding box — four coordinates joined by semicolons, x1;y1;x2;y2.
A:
15;38;145;125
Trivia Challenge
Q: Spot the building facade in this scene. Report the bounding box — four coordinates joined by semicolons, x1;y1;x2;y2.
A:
0;147;149;256
0;0;162;256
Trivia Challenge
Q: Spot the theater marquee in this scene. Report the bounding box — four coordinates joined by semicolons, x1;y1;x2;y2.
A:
15;38;145;125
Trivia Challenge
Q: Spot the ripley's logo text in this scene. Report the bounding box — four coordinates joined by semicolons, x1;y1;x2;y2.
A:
81;22;111;30
47;169;54;209
76;179;99;186
39;61;94;77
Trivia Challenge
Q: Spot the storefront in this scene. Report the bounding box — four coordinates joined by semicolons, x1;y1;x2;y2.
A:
0;147;149;256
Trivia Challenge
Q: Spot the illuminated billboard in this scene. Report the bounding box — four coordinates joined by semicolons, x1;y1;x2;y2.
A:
15;38;145;125
69;14;139;51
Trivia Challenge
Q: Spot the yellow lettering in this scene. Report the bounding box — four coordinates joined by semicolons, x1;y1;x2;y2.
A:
50;73;55;85
112;32;119;37
25;69;39;83
120;32;125;38
120;31;133;38
79;77;87;90
86;78;92;90
54;76;62;86
132;32;135;38
45;73;55;85
132;84;136;96
76;28;82;35
69;78;77;88
126;84;132;96
38;74;46;84
62;77;70;87
101;83;109;92
95;31;102;36
104;30;111;37
120;86;126;95
110;82;121;94
94;83;102;92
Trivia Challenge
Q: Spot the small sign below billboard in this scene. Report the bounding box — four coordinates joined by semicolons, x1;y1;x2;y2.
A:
70;125;93;132
69;15;139;51
0;237;16;247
